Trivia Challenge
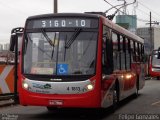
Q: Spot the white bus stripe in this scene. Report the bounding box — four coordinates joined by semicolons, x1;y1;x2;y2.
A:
0;65;14;93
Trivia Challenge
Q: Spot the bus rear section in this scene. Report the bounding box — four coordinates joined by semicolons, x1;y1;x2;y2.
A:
149;49;160;79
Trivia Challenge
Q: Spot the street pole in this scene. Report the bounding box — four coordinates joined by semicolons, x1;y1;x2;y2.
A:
149;11;152;53
150;12;151;30
147;12;152;77
53;0;58;13
146;12;159;53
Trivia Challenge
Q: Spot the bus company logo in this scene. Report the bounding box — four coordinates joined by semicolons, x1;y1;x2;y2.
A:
32;83;52;89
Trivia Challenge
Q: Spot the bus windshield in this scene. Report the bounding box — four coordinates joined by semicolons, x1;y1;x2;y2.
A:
23;30;98;75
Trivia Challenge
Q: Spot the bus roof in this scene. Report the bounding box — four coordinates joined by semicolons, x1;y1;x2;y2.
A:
27;13;101;20
100;15;144;44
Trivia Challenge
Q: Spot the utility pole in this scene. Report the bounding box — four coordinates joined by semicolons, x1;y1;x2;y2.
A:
150;11;152;53
150;12;152;29
53;0;58;13
146;12;159;53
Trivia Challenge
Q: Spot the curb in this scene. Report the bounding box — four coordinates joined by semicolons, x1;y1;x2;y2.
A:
0;95;14;101
0;99;15;108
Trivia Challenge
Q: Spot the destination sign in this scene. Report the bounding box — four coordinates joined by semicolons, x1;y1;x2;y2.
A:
27;18;98;29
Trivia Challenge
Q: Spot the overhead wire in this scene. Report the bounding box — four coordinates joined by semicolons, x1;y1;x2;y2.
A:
137;1;160;22
138;1;160;17
136;8;160;22
103;0;160;24
104;3;124;13
103;0;149;23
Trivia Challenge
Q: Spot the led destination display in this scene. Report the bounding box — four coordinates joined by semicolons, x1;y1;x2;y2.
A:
27;18;98;29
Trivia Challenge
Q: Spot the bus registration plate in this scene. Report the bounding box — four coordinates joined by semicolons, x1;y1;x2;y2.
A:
49;100;63;105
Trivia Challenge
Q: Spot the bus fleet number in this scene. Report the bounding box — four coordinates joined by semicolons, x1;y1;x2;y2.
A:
67;87;81;92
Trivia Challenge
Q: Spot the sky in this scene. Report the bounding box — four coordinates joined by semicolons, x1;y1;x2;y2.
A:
0;0;160;44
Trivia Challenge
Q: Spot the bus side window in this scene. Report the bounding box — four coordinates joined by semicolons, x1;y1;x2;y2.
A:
126;38;131;70
140;44;143;62
132;41;136;62
112;32;120;71
135;42;139;62
120;35;125;70
102;26;113;74
137;43;141;62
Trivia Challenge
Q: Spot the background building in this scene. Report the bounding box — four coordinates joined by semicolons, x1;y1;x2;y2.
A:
137;27;160;55
116;15;137;33
0;44;3;51
3;43;10;50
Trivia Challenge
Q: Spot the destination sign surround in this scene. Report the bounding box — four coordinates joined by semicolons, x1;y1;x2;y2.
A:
27;18;93;29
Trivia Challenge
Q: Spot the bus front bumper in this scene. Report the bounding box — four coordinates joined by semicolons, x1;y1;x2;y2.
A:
19;90;101;108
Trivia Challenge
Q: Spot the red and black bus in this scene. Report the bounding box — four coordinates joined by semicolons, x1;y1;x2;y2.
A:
149;49;160;79
10;13;145;111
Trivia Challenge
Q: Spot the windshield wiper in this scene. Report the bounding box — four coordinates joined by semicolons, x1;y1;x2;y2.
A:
65;28;81;48
41;28;54;46
41;28;56;59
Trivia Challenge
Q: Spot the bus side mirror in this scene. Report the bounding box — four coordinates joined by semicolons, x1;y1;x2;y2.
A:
9;34;18;52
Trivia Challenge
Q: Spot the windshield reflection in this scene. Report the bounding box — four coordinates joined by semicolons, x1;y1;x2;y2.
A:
23;31;98;75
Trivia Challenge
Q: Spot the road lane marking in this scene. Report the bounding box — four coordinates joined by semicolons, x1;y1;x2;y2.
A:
152;100;160;106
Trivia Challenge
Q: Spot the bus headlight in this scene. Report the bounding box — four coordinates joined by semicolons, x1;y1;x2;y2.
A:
85;80;95;91
87;84;94;91
23;82;29;89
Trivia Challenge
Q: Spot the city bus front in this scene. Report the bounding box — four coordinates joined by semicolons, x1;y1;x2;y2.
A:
19;14;102;108
149;50;160;79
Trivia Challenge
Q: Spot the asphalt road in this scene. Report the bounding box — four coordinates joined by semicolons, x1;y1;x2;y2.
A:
0;79;160;120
